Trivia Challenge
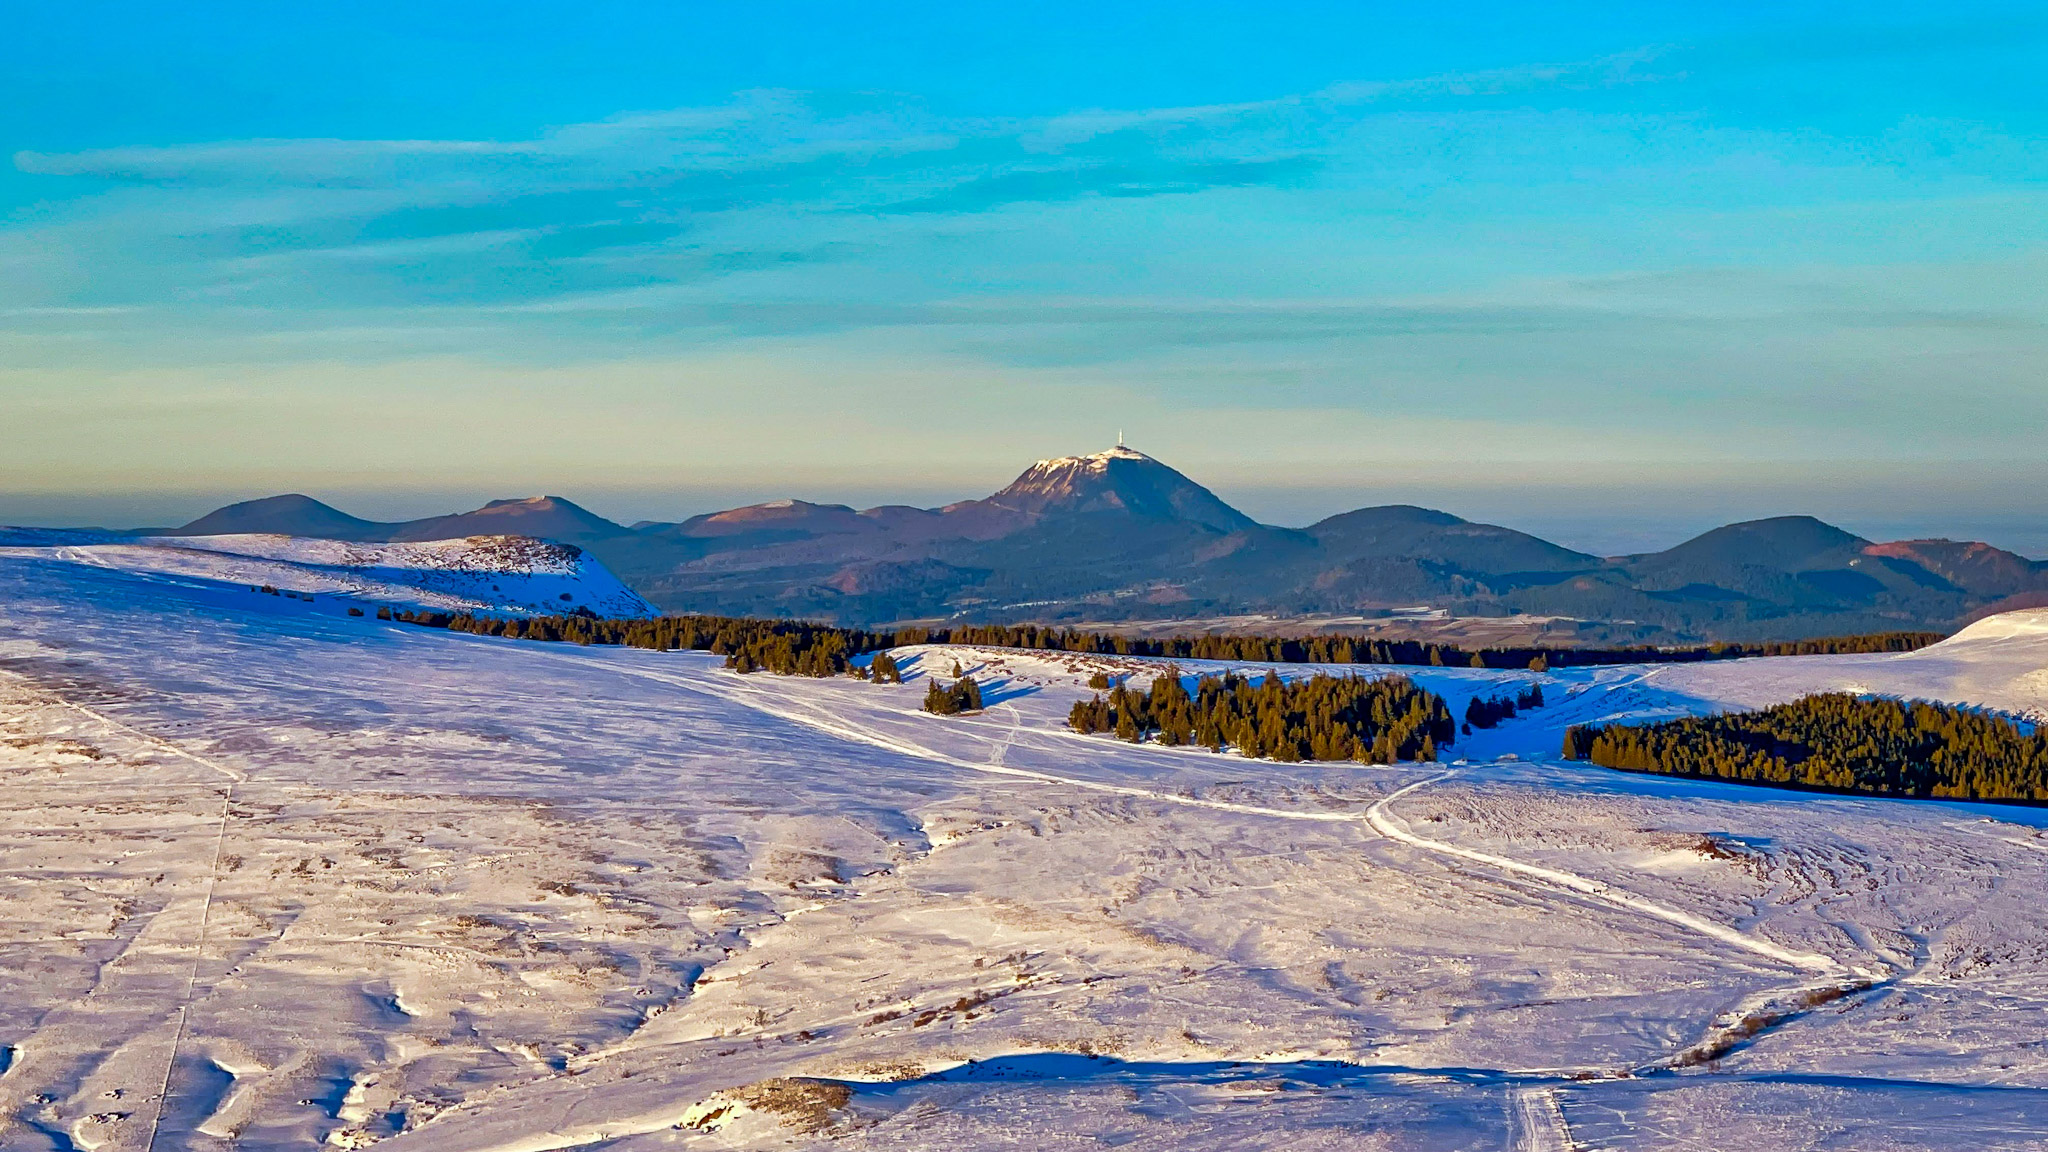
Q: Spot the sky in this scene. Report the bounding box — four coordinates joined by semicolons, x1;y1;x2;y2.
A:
4;2;2046;554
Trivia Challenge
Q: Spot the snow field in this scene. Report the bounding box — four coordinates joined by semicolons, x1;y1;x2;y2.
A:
2;554;2048;1148
0;530;657;619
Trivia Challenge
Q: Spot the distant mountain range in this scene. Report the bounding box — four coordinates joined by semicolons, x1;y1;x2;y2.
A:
164;446;2048;641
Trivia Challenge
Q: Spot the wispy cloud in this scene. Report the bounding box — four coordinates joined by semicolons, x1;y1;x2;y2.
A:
2;55;1689;320
14;137;534;186
15;52;1664;189
4;40;2046;459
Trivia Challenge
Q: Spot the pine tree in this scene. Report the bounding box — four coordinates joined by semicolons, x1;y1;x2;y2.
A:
922;675;984;716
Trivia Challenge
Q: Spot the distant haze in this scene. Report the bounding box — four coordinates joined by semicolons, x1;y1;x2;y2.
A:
4;471;2045;561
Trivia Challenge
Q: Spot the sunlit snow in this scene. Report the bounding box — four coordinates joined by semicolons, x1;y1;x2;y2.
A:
2;542;2046;1150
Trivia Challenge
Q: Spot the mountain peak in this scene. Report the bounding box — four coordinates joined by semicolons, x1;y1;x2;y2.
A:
1638;515;1869;573
388;495;625;544
1864;538;2047;597
985;445;1257;532
169;494;388;541
680;499;867;537
1032;444;1153;469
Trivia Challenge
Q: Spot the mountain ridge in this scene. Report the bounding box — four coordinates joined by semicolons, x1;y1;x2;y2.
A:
151;447;2048;641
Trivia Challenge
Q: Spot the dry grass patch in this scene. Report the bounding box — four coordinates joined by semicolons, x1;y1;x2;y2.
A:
731;1077;854;1134
849;1060;925;1082
1672;981;1869;1067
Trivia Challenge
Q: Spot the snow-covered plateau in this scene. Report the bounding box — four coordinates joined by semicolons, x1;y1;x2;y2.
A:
0;529;657;620
2;541;2047;1150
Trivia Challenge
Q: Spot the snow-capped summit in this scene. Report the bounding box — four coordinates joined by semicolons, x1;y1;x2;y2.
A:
1035;444;1153;468
985;444;1257;533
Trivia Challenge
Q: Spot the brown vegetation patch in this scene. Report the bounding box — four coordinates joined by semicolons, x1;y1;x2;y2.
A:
1643;831;1749;861
911;986;1013;1028
851;1061;925;1082
1672;982;1868;1067
765;850;845;889
731;1077;853;1134
3;735;106;760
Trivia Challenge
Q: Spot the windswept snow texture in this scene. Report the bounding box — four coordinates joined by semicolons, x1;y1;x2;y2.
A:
2;551;2048;1150
0;530;656;618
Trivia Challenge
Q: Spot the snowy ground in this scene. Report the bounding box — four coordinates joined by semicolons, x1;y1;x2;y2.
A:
0;530;655;619
2;547;2048;1150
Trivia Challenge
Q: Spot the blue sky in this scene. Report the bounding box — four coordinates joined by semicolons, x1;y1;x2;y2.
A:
5;2;2047;552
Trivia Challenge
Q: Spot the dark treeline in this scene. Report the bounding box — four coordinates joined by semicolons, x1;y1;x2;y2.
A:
916;625;1943;669
1465;683;1545;731
385;609;892;677
383;607;1942;678
1562;693;2048;804
1070;669;1455;763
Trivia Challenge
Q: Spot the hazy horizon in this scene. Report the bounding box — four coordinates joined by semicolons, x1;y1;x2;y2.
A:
8;459;2045;559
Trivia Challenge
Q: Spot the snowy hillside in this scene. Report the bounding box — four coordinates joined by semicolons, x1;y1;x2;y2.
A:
885;608;2048;768
4;550;2048;1150
1646;606;2048;721
0;529;655;618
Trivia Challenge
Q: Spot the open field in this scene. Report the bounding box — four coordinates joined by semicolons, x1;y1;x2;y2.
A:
3;549;2048;1149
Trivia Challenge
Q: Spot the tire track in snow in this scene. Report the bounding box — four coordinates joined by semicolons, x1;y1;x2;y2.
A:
0;671;243;1152
1369;772;1875;1085
1;671;245;785
374;645;1861;1152
569;650;1849;979
551;654;1378;825
137;789;235;1152
1510;1085;1575;1152
1367;772;1842;973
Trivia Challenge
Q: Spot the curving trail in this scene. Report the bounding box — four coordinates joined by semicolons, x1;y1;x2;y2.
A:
366;647;1871;1152
548;652;1378;824
1367;772;1843;974
565;649;1850;980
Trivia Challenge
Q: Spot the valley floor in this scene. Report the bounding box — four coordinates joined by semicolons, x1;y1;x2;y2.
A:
3;552;2047;1150
962;611;1599;650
